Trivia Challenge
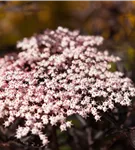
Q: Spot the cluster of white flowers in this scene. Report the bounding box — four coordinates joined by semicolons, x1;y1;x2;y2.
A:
0;27;134;146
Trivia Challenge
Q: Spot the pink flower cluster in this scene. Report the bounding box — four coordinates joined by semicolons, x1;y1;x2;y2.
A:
0;27;134;145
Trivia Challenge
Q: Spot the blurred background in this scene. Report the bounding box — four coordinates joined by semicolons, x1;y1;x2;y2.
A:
0;1;135;81
1;1;135;150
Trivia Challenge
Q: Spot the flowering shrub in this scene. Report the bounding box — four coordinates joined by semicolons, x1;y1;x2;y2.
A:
0;27;134;146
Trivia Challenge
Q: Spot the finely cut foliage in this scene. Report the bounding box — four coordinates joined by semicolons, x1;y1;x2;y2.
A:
0;27;134;145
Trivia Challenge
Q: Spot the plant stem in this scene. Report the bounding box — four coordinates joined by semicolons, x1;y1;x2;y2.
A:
51;126;59;150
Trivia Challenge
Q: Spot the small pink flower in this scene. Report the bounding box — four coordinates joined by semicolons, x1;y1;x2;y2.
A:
0;26;134;146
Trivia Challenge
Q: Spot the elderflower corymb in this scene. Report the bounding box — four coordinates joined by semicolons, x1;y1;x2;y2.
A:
0;27;134;145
